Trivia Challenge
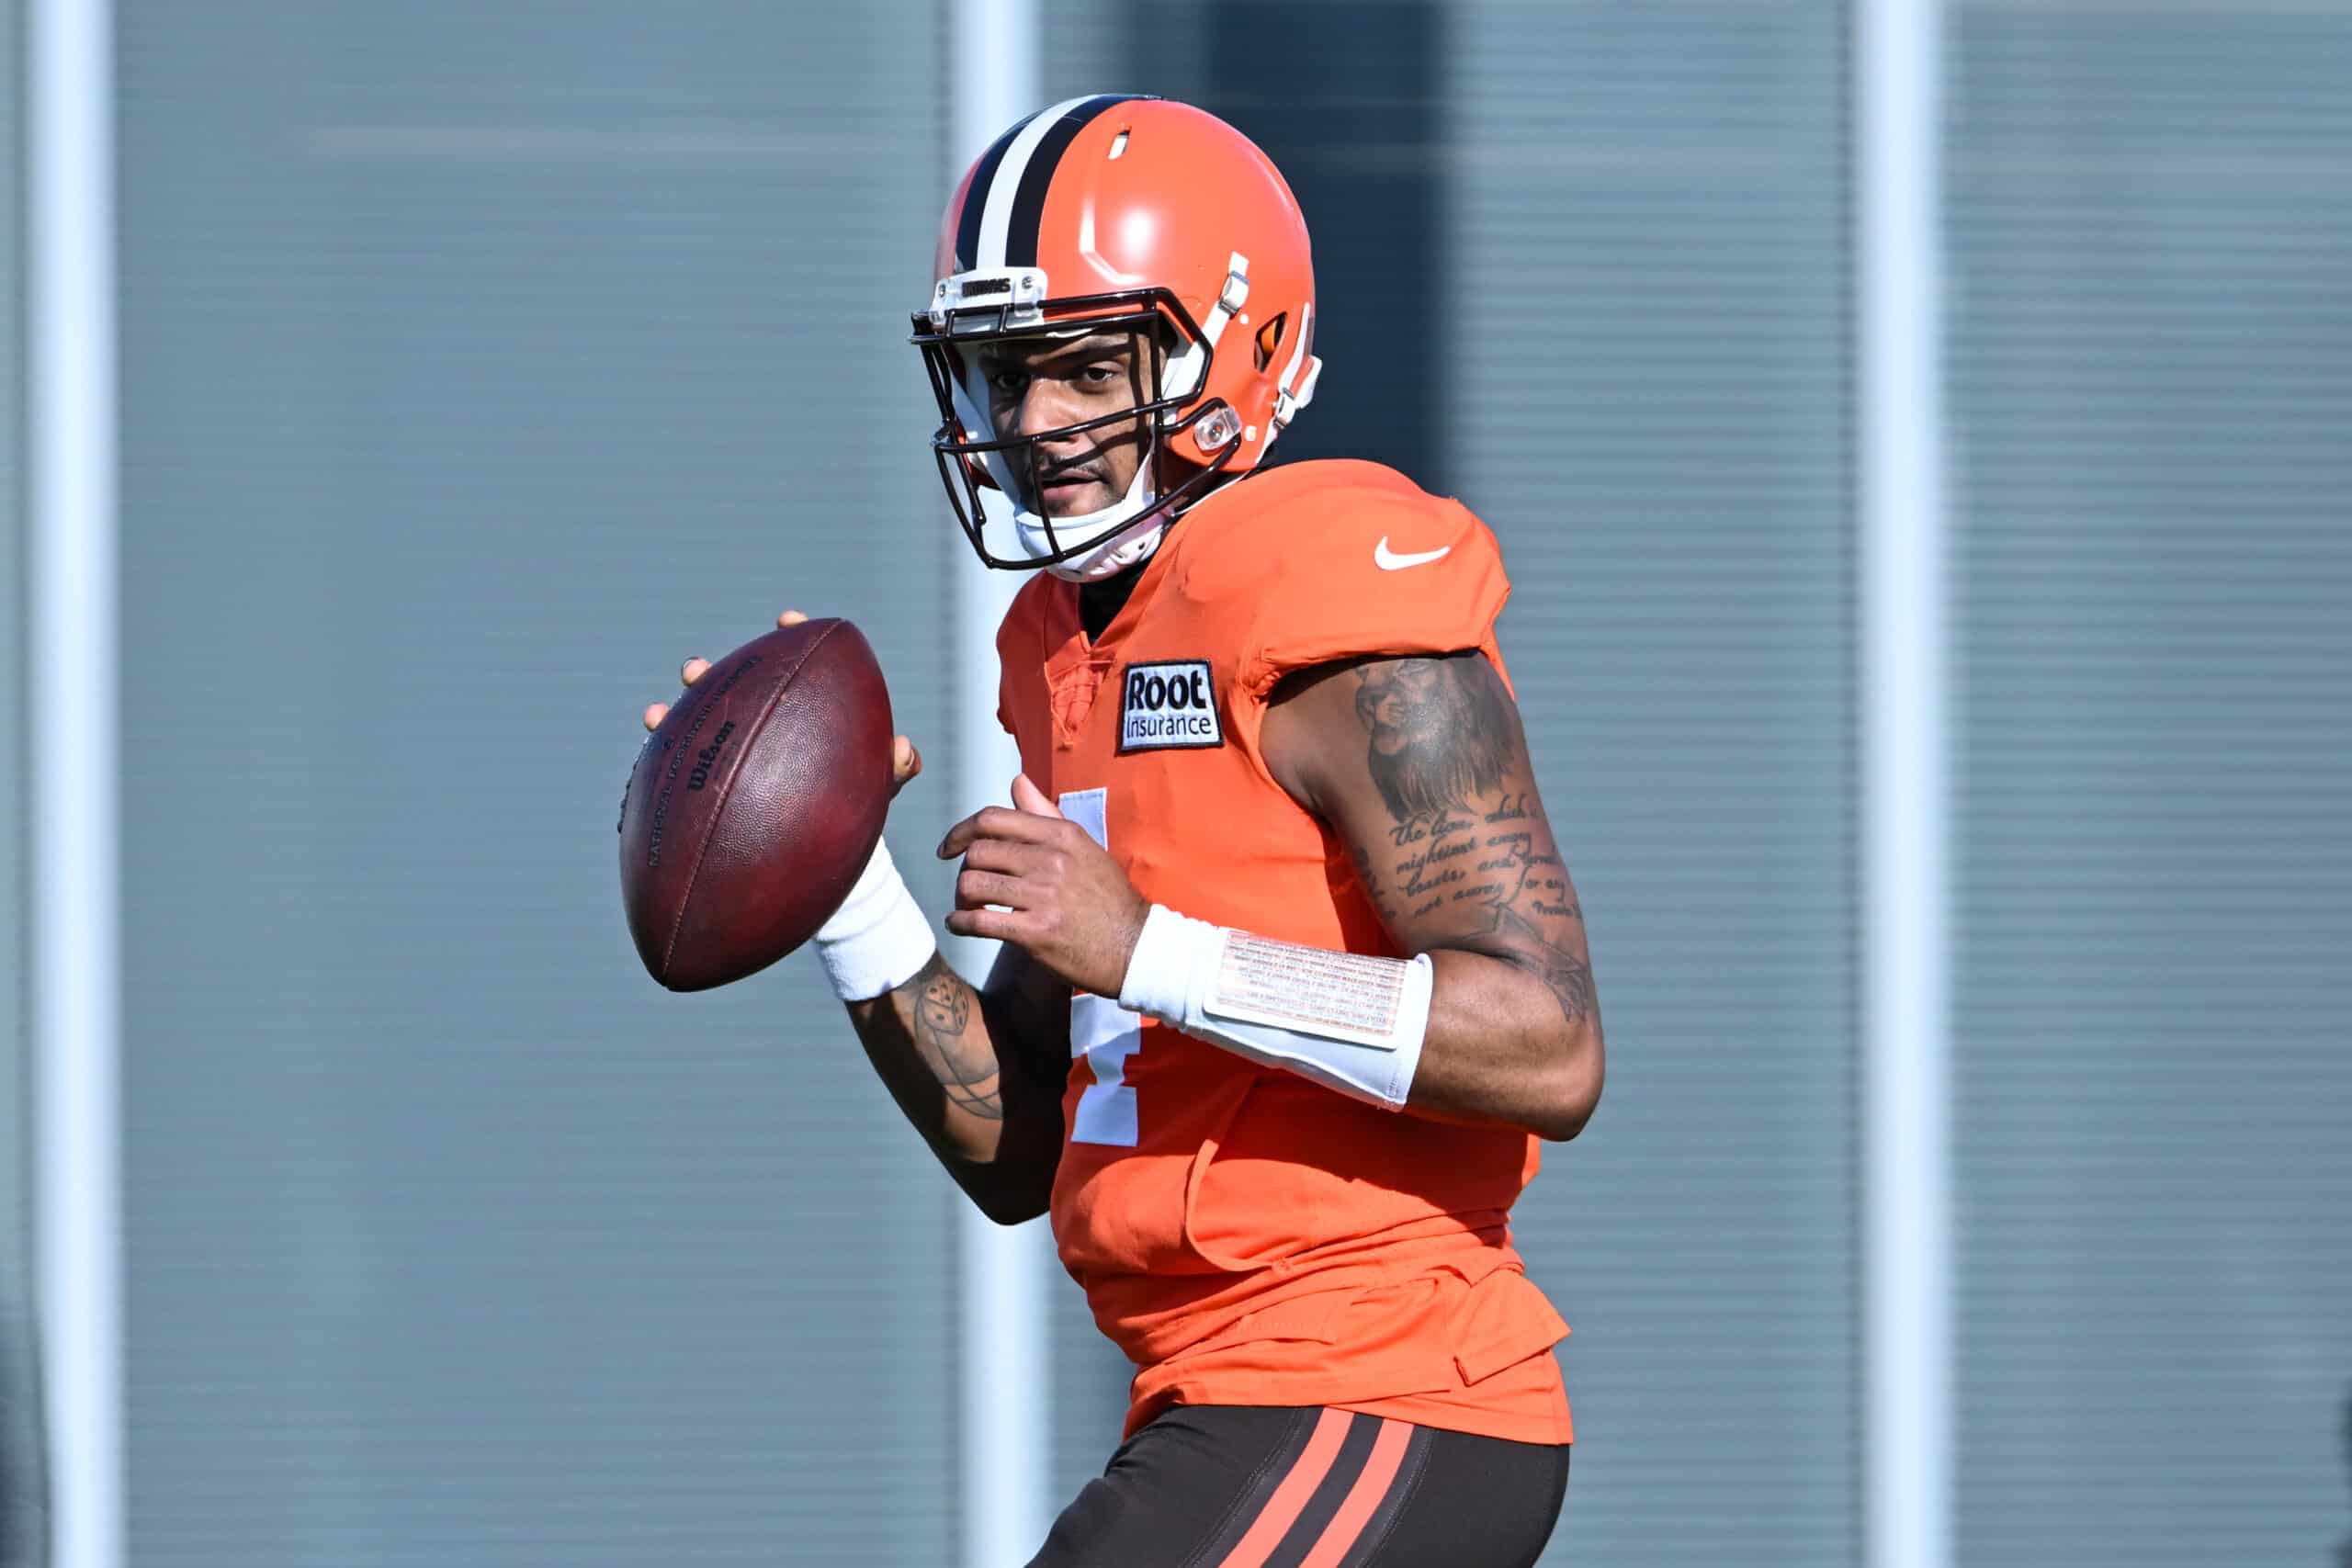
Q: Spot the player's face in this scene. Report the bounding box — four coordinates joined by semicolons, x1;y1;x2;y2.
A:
976;331;1152;518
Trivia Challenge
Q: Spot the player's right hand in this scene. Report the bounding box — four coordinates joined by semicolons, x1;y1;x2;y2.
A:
642;609;923;798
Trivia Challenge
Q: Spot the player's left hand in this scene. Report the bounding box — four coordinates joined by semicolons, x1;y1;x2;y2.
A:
937;774;1151;998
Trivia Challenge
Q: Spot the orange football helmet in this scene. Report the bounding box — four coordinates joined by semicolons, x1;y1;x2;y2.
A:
913;96;1322;579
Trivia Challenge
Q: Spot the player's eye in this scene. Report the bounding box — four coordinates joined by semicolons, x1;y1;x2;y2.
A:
1077;364;1122;388
985;367;1029;396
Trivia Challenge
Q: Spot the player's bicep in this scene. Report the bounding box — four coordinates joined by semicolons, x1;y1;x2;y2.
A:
1262;650;1597;1026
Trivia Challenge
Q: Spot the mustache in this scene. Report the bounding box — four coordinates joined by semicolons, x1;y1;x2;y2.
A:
1023;424;1143;481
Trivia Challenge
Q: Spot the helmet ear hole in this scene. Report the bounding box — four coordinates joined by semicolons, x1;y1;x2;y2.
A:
1253;312;1287;373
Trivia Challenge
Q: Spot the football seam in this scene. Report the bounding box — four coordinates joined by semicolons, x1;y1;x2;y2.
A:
658;620;846;985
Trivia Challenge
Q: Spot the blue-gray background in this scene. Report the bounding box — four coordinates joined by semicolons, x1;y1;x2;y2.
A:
3;2;2348;1564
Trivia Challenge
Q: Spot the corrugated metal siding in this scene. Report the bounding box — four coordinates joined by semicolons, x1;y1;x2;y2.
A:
115;6;959;1563
1949;6;2352;1564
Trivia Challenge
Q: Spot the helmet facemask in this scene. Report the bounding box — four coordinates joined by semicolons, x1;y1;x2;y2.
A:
914;286;1243;580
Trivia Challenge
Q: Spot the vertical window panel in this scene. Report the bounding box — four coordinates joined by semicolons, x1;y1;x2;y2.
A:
1950;6;2352;1564
1448;6;1860;1562
117;6;958;1562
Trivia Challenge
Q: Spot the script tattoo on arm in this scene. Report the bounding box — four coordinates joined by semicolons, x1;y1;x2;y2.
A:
1350;654;1598;1027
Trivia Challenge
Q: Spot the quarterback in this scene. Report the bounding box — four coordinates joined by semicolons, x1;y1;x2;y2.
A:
645;96;1602;1566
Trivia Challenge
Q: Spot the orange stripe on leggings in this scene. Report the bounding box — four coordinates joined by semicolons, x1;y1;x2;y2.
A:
1213;1408;1355;1568
1296;1418;1414;1568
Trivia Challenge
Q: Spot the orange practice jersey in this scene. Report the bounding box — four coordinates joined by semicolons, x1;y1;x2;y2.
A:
994;459;1573;1444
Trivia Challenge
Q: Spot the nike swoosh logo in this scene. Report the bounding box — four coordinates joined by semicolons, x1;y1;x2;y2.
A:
1374;538;1452;570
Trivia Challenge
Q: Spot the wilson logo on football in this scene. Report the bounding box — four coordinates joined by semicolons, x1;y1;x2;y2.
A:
685;720;738;791
1118;660;1224;753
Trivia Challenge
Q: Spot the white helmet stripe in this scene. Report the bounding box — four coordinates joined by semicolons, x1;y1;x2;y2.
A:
977;95;1096;269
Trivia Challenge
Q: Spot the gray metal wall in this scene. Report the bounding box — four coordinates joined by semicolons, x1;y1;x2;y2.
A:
24;3;2347;1564
1948;4;2352;1564
115;5;962;1562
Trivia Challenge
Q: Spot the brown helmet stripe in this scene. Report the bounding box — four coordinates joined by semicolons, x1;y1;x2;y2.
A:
1001;94;1150;269
953;110;1036;274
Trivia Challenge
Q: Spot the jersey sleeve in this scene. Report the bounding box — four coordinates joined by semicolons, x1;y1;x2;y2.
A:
1237;486;1511;695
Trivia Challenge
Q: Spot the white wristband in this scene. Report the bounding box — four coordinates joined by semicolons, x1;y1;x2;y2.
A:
1117;903;1216;1021
1118;903;1432;1110
813;838;938;1001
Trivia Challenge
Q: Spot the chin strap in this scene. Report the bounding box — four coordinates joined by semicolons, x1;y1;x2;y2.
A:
1047;522;1165;582
1043;495;1178;581
1019;451;1164;580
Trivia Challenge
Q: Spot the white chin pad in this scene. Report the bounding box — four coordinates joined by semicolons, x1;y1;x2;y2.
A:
1021;465;1168;581
965;464;1167;581
1052;517;1168;581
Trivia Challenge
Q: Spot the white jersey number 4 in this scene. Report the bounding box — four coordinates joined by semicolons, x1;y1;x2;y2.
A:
1058;788;1143;1146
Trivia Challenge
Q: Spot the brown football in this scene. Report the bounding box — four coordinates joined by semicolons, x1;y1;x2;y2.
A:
618;618;892;991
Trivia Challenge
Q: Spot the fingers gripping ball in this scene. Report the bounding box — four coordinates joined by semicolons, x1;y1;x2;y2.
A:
619;618;893;990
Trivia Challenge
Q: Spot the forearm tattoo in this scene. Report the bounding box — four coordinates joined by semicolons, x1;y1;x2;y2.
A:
903;954;1005;1122
1351;656;1598;1027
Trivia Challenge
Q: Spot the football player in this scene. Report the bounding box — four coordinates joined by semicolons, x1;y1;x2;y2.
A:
646;96;1601;1566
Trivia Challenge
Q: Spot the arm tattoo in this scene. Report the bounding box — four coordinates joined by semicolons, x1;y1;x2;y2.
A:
1354;656;1515;822
1490;903;1597;1026
1350;653;1600;1029
906;954;1004;1122
1347;843;1404;925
